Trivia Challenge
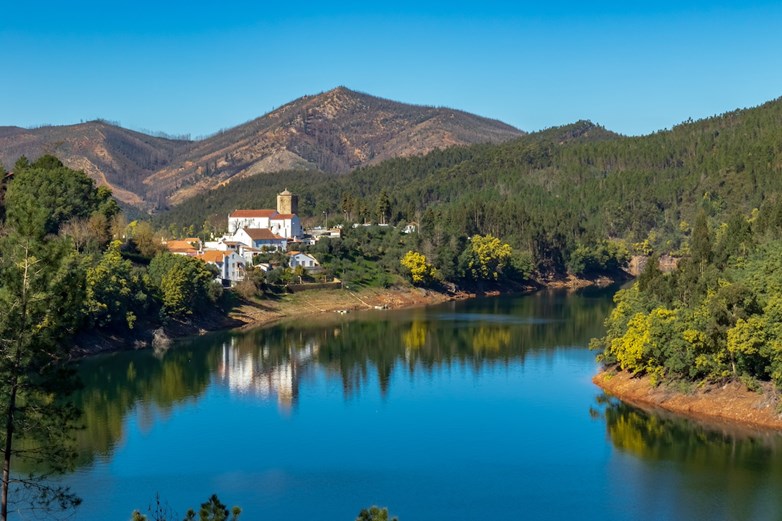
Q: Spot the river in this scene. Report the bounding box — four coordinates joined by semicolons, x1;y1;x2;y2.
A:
44;286;782;520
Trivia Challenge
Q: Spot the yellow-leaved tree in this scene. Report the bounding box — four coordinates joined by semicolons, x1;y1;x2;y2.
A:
400;251;438;285
463;234;513;281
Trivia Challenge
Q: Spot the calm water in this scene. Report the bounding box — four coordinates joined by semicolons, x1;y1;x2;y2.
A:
48;287;782;520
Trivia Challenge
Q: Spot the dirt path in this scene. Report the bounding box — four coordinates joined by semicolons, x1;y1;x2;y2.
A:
594;369;782;430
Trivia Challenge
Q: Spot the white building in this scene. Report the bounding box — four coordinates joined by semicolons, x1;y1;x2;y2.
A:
227;190;303;239
288;251;320;270
232;228;288;252
270;213;303;239
227;209;278;234
197;250;245;284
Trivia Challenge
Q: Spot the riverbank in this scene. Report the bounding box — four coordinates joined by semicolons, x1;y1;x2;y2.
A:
72;285;475;357
72;272;613;357
593;369;782;430
228;285;470;329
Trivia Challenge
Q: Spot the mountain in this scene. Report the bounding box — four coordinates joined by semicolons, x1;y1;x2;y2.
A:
144;87;524;206
0;87;524;210
0;122;190;209
156;119;623;231
157;95;782;271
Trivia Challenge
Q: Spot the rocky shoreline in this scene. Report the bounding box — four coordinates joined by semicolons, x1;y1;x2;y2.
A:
593;369;782;431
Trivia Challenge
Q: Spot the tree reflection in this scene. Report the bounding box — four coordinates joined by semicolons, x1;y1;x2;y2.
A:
70;288;617;470
71;345;212;468
596;394;782;519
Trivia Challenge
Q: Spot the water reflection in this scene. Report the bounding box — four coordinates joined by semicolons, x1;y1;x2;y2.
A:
217;336;319;409
595;394;782;520
73;288;615;468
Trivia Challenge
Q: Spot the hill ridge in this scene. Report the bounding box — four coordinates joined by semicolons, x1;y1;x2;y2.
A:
0;87;524;210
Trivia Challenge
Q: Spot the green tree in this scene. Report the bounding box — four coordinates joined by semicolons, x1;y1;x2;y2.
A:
128;220;165;258
690;211;712;271
85;241;147;330
341;193;355;221
0;233;84;519
184;494;241;521
356;506;398;521
376;190;391;225
148;254;220;317
131;494;240;521
5;155;98;238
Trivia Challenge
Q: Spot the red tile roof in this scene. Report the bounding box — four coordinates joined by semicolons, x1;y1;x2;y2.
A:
229;209;277;218
242;228;285;240
271;213;296;220
165;240;198;253
197;250;227;263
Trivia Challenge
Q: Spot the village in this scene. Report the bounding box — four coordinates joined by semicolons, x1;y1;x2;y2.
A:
162;189;325;285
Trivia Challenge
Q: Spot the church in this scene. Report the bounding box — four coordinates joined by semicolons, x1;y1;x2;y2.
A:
227;189;303;240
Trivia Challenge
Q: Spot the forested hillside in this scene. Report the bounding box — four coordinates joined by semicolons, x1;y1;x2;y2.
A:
0;88;523;211
158;96;782;277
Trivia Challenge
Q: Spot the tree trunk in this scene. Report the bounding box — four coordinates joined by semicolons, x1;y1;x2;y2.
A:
1;243;30;521
1;379;17;521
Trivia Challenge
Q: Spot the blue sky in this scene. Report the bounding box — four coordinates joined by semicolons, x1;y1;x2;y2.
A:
2;1;781;137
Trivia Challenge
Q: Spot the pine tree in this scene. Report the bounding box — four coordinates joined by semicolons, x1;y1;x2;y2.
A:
376;190;390;225
0;233;84;520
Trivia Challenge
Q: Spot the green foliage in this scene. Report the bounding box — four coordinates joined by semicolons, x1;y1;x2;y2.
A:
306;226;413;288
148;254;220;317
126;220;166;259
183;494;241;521
356;506;398;521
85;241;147;330
0;232;85;516
131;494;240;521
567;240;630;276
5;155;98;237
233;269;265;299
594;206;782;389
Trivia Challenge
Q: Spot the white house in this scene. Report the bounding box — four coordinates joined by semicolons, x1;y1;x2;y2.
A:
197;250;245;284
203;238;244;252
232;228;288;251
228;209;278;234
270;213;303;239
288;251;320;270
228;209;303;239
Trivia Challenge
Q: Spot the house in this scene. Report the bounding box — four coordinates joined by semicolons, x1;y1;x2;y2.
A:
236;245;263;266
203;238;243;252
310;227;342;241
269;213;303;239
232;228;288;252
197;250;245;284
227;209;278;234
287;251;320;270
165;238;201;256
